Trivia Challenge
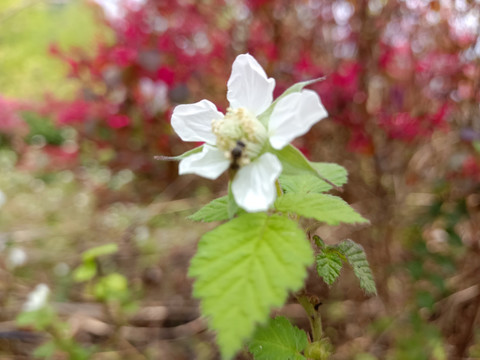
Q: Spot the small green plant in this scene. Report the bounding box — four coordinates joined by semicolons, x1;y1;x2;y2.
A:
165;54;377;359
73;243;138;314
16;243;139;359
16;284;93;360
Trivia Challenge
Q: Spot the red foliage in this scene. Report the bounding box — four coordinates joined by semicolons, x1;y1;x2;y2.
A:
0;97;26;133
10;0;477;186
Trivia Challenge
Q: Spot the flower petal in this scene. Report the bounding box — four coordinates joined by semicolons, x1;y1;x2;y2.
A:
268;90;328;150
232;153;282;212
171;99;223;144
227;54;275;116
179;145;230;180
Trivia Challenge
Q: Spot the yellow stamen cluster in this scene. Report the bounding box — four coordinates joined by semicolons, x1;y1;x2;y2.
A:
211;107;267;166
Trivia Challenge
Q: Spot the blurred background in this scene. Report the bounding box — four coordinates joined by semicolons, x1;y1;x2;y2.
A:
1;0;480;359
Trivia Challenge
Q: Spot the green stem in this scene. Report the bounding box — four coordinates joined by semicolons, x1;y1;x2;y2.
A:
297;295;323;341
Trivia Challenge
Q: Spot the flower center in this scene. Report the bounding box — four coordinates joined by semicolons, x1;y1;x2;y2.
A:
212;107;267;167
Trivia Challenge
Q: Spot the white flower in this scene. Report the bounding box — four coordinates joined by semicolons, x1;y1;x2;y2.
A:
23;283;50;312
171;54;328;212
7;247;27;269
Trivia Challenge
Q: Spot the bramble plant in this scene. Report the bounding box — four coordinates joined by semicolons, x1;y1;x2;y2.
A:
164;54;377;359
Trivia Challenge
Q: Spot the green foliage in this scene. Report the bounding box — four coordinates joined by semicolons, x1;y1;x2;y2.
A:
0;0;112;99
315;249;343;286
73;243;119;282
391;313;447;360
82;243;118;261
17;306;56;331
227;183;240;219
473;141;480;154
23;112;65;145
93;273;129;302
189;213;313;359
249;316;308;360
315;239;377;294
33;339;91;360
275;193;368;225
72;243;135;307
273;145;318;177
188;196;229;222
17;302;92;360
337;240;377;295
73;260;96;282
33;341;57;359
280;162;348;194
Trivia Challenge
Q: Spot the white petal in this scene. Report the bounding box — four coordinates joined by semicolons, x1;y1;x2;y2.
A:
23;284;50;312
171;99;223;144
179;145;230;180
268;90;328;150
232;153;282;212
227;54;275;116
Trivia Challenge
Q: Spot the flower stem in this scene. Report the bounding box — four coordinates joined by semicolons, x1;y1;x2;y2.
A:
297;295;323;341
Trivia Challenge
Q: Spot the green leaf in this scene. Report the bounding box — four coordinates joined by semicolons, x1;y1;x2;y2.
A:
154;145;203;161
258;78;325;126
33;340;56;359
82;243;118;262
316;249;343;286
94;273;129;301
313;235;326;249
188;196;229;222
249;316;308;360
227;182;240;219
473;141;480;154
280;162;348;194
275;193;369;225
273;145;316;176
189;213;313;359
336;240;377;295
73;260;96;282
16;307;56;331
273;145;343;191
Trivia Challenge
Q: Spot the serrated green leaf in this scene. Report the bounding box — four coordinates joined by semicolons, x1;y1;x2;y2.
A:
275;193;369;225
189;213;313;359
336;240;377;295
249;316;308;360
188;196;229;222
155;145;203;161
280;162;348;194
258;78;324;126
273;146;343;192
316;249;343;285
